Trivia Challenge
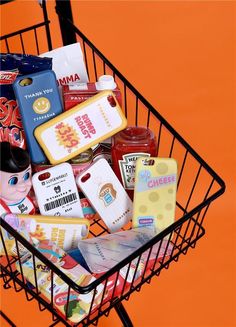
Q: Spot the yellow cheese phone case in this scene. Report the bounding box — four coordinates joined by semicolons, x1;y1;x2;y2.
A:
34;90;127;164
133;157;177;231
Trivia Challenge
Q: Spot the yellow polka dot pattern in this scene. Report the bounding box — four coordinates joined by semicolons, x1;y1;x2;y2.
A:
148;192;159;202
133;157;177;232
156;162;169;175
139;205;147;213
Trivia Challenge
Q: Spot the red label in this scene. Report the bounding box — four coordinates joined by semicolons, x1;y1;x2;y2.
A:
0;71;18;85
57;73;81;86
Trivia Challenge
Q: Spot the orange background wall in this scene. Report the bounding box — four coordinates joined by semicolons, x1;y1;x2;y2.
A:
1;1;235;327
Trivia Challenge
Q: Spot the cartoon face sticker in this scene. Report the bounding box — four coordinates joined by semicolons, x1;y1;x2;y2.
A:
33;97;51;114
99;183;117;207
0;166;32;204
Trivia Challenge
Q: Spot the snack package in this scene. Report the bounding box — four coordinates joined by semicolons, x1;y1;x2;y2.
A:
40;43;88;87
0;213;37;256
77;227;161;273
74;232;173;300
62;75;122;111
95;253;170;300
15;239;104;324
2;213;90;251
0;53;52;148
72;237;173;275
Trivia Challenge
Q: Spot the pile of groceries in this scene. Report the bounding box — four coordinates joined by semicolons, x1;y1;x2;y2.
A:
0;43;177;323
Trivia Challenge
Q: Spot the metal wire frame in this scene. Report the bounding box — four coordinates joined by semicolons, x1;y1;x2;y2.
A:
0;213;205;327
0;310;16;327
0;0;52;54
0;1;226;326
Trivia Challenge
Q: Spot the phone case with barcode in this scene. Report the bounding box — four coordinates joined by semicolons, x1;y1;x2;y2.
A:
32;163;84;218
76;158;133;232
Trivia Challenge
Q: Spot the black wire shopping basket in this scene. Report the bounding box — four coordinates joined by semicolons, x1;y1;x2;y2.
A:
0;1;225;326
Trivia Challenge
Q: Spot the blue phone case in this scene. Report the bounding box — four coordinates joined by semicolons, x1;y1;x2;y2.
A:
13;70;63;164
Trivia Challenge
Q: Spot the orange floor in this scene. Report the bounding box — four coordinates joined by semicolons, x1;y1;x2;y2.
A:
1;1;236;327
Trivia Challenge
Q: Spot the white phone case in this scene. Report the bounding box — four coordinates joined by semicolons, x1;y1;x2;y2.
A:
32;163;84;218
76;158;133;232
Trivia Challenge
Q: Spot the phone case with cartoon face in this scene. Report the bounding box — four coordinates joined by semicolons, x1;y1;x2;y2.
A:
133;157;177;231
13;70;63;164
76;158;133;232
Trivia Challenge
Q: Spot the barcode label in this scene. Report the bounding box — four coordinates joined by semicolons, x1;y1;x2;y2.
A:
44;192;77;212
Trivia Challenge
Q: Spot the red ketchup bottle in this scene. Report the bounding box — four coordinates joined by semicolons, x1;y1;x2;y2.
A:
111;126;157;199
